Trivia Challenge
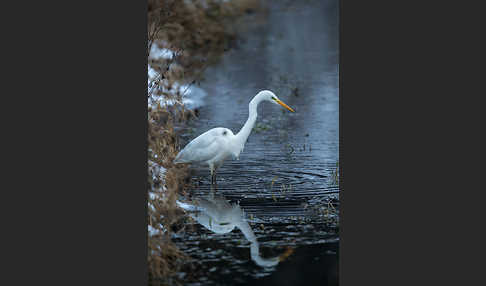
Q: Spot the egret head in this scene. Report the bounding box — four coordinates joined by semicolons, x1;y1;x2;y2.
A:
257;90;295;112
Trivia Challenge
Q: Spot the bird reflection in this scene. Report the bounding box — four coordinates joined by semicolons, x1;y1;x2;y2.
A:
176;193;293;267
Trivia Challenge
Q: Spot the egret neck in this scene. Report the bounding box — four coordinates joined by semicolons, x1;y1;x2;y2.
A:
235;96;260;153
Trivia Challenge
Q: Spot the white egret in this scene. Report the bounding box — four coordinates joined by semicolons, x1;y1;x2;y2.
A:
174;90;295;184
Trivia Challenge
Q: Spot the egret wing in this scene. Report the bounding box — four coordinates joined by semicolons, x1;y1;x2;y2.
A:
174;130;226;163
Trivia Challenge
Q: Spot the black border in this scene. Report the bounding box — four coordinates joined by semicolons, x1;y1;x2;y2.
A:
340;1;484;285
4;0;482;285
4;1;148;285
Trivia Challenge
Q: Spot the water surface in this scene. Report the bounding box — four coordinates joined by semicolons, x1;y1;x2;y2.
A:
174;0;339;284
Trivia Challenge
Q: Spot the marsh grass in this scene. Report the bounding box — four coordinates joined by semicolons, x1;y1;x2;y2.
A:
319;197;339;226
330;161;339;186
147;0;260;284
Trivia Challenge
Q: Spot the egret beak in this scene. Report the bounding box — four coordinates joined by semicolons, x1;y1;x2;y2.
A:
276;99;295;112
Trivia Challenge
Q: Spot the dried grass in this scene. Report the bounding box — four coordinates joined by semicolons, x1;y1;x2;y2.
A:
147;0;260;284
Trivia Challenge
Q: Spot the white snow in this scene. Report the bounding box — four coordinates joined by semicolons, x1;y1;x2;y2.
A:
150;43;176;60
148;43;207;110
148;160;168;237
148;224;166;236
147;70;207;110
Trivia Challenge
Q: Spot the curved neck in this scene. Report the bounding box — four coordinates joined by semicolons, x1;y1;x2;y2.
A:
235;97;259;145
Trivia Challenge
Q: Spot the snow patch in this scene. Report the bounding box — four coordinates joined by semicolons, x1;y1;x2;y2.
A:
148;224;166;236
150;43;176;60
147;45;207;110
147;72;207;110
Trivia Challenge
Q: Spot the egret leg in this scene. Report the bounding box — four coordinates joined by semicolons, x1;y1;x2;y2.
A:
210;165;215;185
211;172;218;186
209;165;218;188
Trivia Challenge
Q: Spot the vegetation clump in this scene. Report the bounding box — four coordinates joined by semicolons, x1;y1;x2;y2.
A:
147;0;260;284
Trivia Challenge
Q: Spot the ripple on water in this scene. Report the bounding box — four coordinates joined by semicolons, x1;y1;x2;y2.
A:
172;0;339;284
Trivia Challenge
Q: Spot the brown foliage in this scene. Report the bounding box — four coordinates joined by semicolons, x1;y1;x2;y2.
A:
147;0;259;284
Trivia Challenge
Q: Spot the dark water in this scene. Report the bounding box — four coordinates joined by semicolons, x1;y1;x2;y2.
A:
173;0;339;284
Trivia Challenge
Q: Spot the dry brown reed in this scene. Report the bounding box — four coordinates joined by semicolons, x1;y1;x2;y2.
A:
147;0;260;284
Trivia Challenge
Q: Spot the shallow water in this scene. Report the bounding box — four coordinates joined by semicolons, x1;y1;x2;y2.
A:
173;0;339;284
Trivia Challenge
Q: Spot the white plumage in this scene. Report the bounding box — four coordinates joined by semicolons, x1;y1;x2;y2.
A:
174;90;295;184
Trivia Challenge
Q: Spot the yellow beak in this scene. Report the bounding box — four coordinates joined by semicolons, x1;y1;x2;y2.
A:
276;99;295;112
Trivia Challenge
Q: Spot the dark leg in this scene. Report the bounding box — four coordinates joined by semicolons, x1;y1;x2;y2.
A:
212;173;218;186
210;166;214;185
210;167;218;193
